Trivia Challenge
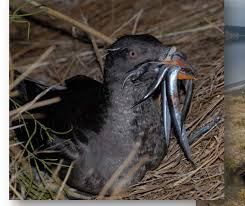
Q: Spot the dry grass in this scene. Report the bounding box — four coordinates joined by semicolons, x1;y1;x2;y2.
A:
10;0;224;200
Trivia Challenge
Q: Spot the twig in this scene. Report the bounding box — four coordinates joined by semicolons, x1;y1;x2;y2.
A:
159;187;194;200
55;162;74;200
9;124;25;131
90;33;104;77
173;147;223;187
9;45;56;90
10;97;60;118
187;95;224;132
10;90;19;97
82;16;104;77
132;9;144;34
24;0;113;44
111;155;149;196
10;85;61;117
97;142;141;199
15;50;100;71
10;184;24;200
156;23;224;38
60;56;76;83
203;17;224;34
110;9;143;37
12;32;59;61
10;84;60;118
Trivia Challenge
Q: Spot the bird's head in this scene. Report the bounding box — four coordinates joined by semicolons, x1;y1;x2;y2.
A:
104;34;194;85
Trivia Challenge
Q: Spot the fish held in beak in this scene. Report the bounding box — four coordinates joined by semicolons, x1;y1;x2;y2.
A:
131;53;195;108
166;66;194;164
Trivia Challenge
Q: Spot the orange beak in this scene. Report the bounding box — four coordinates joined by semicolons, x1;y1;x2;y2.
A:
163;58;195;80
177;70;194;80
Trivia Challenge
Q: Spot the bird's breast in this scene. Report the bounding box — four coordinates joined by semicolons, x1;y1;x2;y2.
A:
100;85;164;152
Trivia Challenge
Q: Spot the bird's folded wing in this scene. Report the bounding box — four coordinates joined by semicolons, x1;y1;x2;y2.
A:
12;74;106;149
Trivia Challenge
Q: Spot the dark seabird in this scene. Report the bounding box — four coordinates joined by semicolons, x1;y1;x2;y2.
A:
11;34;219;195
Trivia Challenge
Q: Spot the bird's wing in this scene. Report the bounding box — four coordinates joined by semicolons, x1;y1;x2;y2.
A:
11;74;106;155
41;75;105;127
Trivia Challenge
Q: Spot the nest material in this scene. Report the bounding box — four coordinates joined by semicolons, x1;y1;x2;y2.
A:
10;0;224;200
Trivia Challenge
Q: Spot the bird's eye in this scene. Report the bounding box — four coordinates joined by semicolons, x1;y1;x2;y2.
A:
129;51;137;58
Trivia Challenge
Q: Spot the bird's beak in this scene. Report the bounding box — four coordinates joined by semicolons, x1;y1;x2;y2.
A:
162;47;195;80
176;69;195;80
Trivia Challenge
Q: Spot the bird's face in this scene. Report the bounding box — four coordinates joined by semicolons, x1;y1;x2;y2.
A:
104;34;170;82
104;34;193;84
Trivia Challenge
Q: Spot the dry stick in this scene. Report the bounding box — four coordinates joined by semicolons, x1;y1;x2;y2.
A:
13;32;59;61
13;44;42;61
24;0;113;44
97;142;141;199
82;17;104;77
156;23;224;38
203;17;224;34
60;56;76;84
38;160;64;200
90;33;104;77
10;97;61;119
12;113;45;121
9;124;25;131
52;159;64;183
38;159;64;200
195;172;223;183
10;184;24;200
159;187;194;200
173;147;223;187
186;95;224;132
111;155;149;196
153;1;222;36
15;49;100;71
10;84;61;117
130;186;160;197
10;90;19;98
9;45;56;91
66;190;94;200
55;162;74;200
198;181;221;197
110;9;143;37
132;9;144;34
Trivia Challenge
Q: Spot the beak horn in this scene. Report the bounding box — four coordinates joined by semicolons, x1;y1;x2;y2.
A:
177;70;195;80
162;48;195;80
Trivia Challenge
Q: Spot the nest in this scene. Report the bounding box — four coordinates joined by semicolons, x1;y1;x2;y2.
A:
10;0;224;200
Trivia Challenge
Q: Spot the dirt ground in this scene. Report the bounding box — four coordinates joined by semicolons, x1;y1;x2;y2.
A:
10;0;224;200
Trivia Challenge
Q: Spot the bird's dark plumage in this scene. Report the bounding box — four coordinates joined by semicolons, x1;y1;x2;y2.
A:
12;35;171;195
